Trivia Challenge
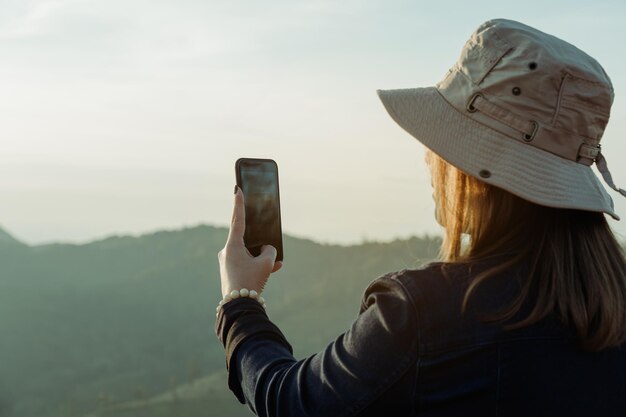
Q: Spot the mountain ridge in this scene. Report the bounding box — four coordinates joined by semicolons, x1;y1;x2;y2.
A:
4;222;443;251
0;225;25;246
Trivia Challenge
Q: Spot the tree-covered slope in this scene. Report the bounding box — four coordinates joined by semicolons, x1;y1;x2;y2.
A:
0;225;441;417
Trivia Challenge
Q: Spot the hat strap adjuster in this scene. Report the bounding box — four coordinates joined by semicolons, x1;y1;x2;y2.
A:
466;91;626;199
466;92;482;113
577;143;601;162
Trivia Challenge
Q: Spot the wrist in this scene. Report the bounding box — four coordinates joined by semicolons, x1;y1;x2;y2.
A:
216;288;266;316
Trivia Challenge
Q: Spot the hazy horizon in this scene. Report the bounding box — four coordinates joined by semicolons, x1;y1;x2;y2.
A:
0;221;445;248
3;0;626;246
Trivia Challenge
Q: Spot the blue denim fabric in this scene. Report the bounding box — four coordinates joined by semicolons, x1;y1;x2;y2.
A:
215;258;626;416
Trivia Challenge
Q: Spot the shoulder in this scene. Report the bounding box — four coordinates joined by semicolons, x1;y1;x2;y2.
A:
364;258;529;353
359;262;454;317
361;256;526;316
366;261;470;300
388;256;526;303
356;263;462;338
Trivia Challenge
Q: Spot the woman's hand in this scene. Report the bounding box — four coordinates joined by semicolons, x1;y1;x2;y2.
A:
218;186;283;297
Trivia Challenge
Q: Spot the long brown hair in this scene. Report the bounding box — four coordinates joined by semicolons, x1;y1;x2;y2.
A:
425;148;626;351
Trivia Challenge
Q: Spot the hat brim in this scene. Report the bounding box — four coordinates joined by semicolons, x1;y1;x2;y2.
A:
377;86;619;221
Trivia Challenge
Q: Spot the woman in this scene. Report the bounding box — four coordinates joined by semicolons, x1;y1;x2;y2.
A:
215;18;626;416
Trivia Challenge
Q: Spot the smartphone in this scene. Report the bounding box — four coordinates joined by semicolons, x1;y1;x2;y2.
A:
235;158;284;262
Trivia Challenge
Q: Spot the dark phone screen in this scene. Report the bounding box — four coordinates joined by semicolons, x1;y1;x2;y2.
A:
238;160;283;261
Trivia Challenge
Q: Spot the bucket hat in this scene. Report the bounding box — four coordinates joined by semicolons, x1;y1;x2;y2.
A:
377;18;625;220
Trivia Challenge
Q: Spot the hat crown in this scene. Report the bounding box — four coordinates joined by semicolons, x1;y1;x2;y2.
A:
455;18;614;142
377;18;625;221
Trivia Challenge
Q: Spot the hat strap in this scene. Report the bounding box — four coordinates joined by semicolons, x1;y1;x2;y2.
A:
469;92;626;199
468;93;537;140
467;92;600;165
596;152;626;198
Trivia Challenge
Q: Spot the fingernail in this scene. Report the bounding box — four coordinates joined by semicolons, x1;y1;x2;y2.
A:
234;185;238;194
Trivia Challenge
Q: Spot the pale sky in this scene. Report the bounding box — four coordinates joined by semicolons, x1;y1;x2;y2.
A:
1;0;626;246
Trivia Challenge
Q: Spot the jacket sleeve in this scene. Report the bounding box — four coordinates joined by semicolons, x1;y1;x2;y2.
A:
214;270;419;417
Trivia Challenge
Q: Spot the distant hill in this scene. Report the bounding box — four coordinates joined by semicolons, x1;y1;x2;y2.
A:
0;225;442;417
0;226;25;247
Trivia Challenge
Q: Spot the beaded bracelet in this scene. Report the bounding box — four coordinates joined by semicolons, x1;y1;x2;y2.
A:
216;288;266;316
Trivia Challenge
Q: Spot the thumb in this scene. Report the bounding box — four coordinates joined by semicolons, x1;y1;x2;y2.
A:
259;244;278;262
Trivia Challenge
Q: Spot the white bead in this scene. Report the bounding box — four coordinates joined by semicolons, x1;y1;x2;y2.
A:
216;288;268;314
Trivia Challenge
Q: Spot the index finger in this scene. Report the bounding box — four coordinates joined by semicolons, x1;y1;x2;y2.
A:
228;185;245;244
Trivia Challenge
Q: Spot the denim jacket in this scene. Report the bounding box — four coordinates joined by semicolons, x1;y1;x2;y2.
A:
215;257;626;416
